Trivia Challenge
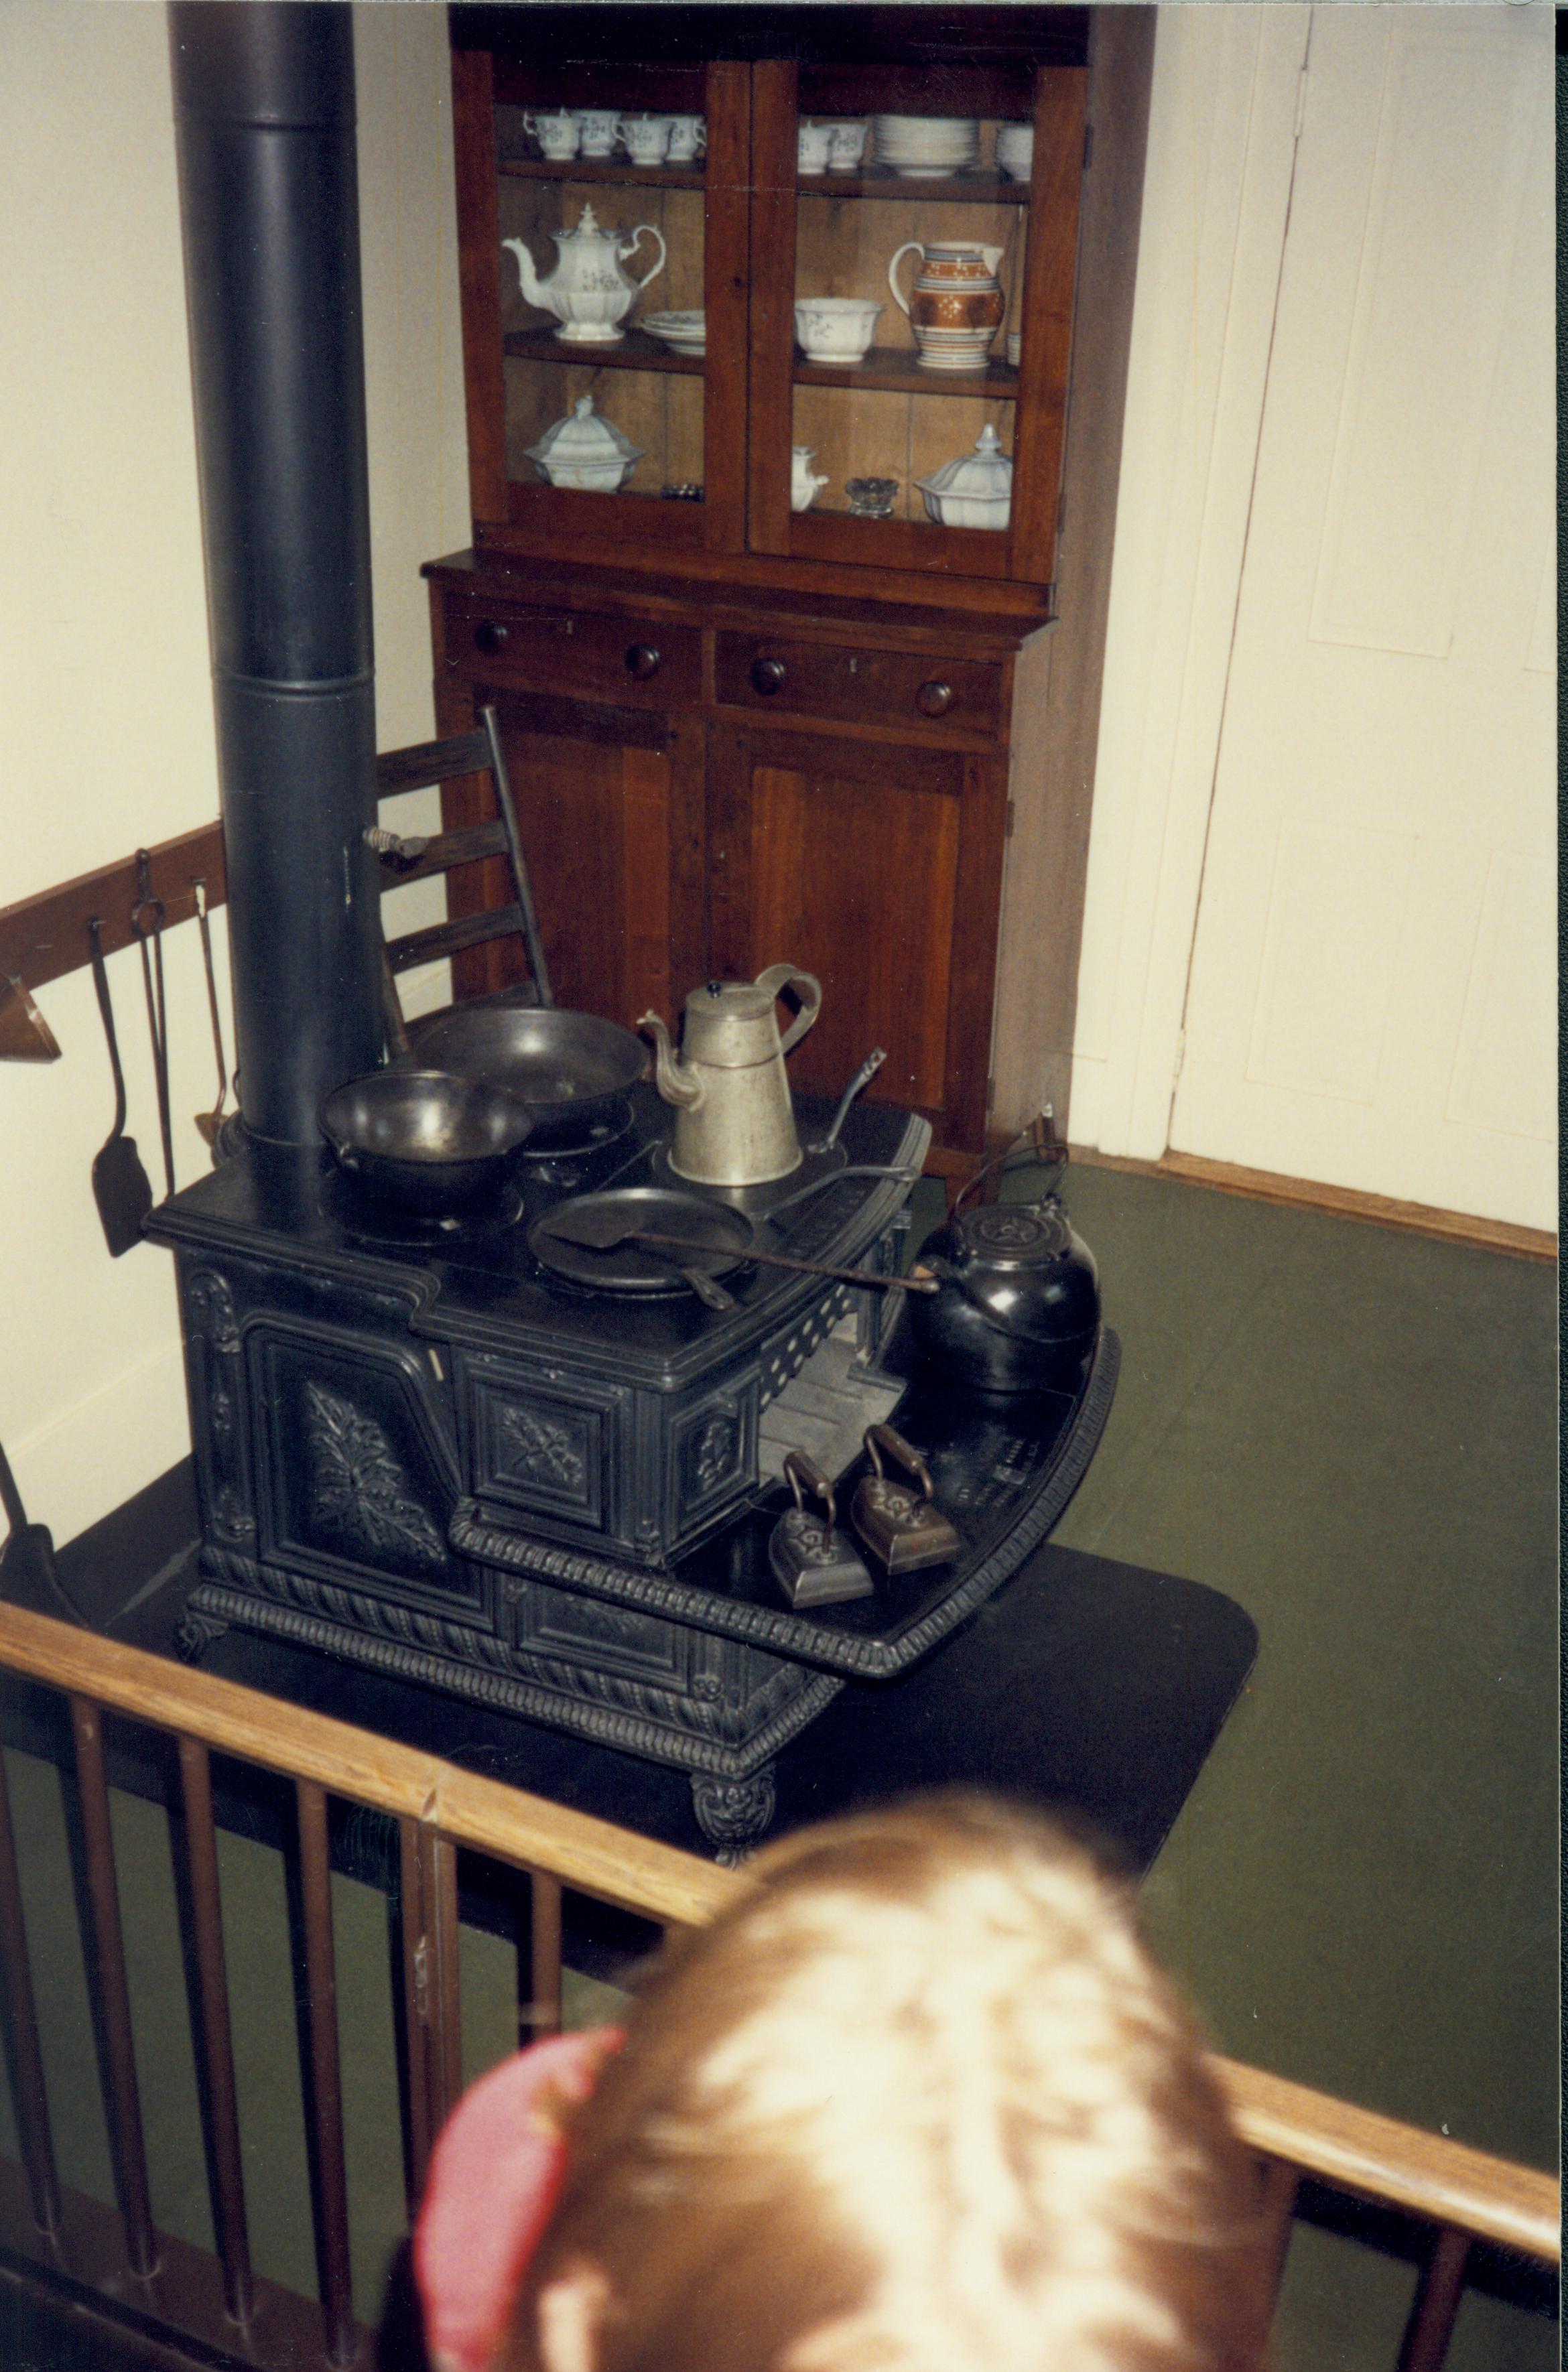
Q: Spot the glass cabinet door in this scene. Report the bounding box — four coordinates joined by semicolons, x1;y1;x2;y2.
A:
747;60;1086;584
450;48;748;555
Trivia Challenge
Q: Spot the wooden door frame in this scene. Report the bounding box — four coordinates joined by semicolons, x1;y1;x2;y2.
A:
1068;6;1309;1160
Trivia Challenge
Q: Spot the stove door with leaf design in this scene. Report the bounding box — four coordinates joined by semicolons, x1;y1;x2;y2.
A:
249;1329;484;1618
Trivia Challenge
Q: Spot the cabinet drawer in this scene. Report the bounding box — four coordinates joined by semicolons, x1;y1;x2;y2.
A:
714;634;1002;739
445;596;700;710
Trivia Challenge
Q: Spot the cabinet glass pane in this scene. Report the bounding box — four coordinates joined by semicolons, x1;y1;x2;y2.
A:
789;112;1027;529
496;105;706;503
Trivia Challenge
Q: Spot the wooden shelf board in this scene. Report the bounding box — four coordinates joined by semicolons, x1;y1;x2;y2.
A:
797;169;1029;203
497;155;706;191
503;327;704;375
792;350;1019;397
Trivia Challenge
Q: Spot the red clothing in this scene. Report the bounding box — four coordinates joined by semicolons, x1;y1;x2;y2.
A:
413;2028;623;2372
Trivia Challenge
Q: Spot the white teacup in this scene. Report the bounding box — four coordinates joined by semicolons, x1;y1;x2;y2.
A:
666;113;706;161
794;295;885;364
526;109;580;158
574;108;620;157
619;113;672;164
797;121;834;174
995;122;1035;180
826;121;868;172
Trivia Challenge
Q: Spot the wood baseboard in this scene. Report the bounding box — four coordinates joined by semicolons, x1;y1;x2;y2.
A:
1066;1146;1557;1263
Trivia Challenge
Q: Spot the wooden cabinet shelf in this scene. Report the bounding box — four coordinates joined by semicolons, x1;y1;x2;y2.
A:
796;170;1029;204
497;156;706;191
792;352;1019;397
503;327;704;375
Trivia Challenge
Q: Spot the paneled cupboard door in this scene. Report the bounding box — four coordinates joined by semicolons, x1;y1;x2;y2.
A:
434;675;706;1031
705;721;1008;1158
745;58;1085;584
451;48;751;558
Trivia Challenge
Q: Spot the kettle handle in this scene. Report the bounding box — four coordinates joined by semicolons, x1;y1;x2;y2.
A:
756;963;822;1055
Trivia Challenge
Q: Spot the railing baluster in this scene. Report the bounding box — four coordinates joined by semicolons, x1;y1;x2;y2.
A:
296;1778;356;2367
430;1830;462;2123
68;1695;156;2278
1254;2155;1299;2320
529;1868;563;2042
398;1817;436;2213
1395;2226;1470;2372
176;1736;252;2325
0;1746;60;2235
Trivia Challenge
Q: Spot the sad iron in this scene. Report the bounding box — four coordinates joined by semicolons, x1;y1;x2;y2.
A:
851;1423;961;1577
769;1451;875;1609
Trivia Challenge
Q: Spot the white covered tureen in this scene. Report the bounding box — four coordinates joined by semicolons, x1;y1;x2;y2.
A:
525;395;643;492
914;423;1012;530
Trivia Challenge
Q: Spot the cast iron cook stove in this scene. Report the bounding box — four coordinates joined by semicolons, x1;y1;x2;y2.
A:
149;1085;1118;1851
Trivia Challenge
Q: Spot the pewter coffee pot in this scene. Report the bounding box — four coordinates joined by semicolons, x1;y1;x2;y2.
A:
639;964;822;1186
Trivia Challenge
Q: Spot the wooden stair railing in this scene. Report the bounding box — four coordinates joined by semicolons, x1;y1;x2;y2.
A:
0;1599;1553;2372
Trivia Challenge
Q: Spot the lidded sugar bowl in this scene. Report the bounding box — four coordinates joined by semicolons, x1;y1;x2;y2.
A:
525;395;643;492
915;424;1012;531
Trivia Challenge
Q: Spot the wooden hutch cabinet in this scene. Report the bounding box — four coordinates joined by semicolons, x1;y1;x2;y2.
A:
424;5;1153;1177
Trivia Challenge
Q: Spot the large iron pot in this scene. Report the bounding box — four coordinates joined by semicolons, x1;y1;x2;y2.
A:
911;1197;1100;1392
405;1005;646;1149
320;1069;534;1215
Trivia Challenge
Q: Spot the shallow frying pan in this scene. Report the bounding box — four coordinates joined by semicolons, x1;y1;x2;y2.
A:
406;1005;647;1149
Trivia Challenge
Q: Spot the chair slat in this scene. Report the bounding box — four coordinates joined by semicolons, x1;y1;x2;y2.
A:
68;1697;156;2277
371;821;509;884
295;1780;356;2367
386;902;526;973
375;732;491;797
1396;2227;1471;2372
528;1869;563;2042
0;1748;60;2235
177;1737;253;2325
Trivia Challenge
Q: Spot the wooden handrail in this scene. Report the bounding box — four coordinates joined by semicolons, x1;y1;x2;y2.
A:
0;1599;1555;2267
1216;2058;1559;2265
0;1601;733;1930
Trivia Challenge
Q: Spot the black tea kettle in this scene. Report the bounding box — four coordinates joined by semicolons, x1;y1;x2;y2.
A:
912;1187;1100;1394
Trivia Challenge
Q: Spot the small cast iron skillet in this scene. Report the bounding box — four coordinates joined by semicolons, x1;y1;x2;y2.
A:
320;1069;534;1217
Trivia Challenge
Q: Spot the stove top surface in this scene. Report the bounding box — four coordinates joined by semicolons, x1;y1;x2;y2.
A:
149;1086;931;1385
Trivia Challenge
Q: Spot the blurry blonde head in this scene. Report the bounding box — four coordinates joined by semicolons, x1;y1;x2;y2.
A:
505;1795;1262;2372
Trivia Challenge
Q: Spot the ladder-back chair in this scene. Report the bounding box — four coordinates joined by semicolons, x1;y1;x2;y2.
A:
369;704;552;1050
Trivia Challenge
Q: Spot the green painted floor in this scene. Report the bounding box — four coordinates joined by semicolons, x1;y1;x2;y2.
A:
0;1164;1555;2367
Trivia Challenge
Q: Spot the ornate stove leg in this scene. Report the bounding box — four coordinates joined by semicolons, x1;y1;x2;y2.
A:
690;1766;777;1864
176;1599;231;1664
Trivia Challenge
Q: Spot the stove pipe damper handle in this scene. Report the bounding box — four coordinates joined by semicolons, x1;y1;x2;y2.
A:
169;4;384;1149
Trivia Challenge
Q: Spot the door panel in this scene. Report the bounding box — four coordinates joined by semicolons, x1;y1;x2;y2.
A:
707;721;1002;1155
1171;7;1554;1228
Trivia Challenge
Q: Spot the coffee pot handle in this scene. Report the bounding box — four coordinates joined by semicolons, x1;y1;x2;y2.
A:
757;962;822;1055
887;241;922;317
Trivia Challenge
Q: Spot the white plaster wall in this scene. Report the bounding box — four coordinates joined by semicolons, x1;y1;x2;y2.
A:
0;3;466;1546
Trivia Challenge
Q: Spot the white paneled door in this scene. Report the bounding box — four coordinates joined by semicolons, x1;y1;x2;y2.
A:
1168;6;1555;1230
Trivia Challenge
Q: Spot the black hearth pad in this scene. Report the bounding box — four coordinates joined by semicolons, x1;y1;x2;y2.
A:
79;1513;1256;1874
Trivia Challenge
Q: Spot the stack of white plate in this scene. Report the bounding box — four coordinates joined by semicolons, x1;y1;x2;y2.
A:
872;114;980;179
641;310;707;358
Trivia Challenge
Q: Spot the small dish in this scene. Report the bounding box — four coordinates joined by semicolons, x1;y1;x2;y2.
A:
846;476;900;518
641;308;708;356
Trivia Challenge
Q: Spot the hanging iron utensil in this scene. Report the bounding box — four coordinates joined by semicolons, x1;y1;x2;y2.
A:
851;1423;961;1577
769;1451;874;1609
807;1047;886;1155
191;879;230;1155
0;1432;88;1626
539;1205;938;1297
129;851;174;1197
87;918;154;1258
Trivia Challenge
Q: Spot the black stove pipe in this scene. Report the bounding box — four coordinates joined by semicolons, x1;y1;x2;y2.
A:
168;3;383;1148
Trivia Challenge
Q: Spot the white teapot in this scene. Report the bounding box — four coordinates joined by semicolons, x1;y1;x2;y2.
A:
791;446;829;513
504;204;667;345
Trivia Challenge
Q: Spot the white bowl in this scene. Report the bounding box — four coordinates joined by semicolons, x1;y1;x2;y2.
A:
995;123;1035;180
794;295;884;363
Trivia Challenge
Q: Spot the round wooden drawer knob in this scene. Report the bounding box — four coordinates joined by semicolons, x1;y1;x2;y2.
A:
625;643;661;680
750;657;787;696
915;679;954;718
473;619;509;654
